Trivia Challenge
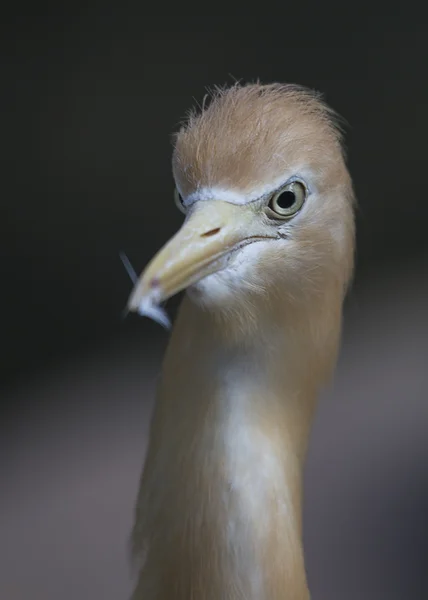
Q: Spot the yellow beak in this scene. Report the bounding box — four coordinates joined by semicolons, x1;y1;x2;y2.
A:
126;200;272;324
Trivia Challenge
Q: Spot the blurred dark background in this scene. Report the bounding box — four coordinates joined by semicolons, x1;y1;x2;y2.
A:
1;9;427;600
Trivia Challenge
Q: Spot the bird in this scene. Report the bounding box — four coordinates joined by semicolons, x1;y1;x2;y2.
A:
126;82;355;599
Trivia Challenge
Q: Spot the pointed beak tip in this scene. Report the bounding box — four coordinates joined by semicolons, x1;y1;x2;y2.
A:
125;280;171;329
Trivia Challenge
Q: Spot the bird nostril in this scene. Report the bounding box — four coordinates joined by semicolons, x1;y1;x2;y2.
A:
201;227;221;238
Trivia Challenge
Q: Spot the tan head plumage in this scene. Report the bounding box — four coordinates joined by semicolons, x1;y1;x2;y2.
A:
129;82;355;343
173;83;346;197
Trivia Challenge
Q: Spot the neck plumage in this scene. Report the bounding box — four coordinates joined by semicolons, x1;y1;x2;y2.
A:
132;294;341;600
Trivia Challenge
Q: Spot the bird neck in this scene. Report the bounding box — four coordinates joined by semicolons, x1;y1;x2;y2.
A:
132;295;339;600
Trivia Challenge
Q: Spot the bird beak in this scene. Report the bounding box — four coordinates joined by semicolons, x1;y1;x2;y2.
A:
126;200;267;324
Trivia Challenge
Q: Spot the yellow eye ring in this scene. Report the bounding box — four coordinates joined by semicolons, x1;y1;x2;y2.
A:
174;188;186;214
268;181;306;218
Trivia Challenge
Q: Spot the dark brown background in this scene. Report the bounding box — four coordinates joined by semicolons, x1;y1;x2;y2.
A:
1;10;427;599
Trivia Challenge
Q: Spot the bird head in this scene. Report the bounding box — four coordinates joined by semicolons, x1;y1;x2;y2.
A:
128;83;355;333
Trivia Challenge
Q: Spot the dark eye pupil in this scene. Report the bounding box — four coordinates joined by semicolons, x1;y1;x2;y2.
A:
276;191;296;209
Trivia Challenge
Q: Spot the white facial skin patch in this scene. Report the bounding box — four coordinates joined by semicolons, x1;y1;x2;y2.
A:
179;168;312;209
188;239;275;307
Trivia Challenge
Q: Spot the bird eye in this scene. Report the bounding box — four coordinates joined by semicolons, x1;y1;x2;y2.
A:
174;188;186;214
268;181;306;218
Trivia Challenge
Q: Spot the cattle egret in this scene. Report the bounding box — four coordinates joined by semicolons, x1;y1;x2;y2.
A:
127;82;355;599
